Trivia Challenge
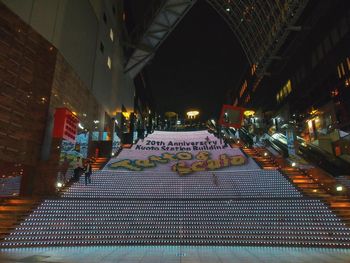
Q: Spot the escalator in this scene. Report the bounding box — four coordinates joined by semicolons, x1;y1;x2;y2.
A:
239;127;254;147
264;133;289;158
268;132;350;176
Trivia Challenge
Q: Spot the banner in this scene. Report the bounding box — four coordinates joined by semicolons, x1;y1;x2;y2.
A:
108;150;246;175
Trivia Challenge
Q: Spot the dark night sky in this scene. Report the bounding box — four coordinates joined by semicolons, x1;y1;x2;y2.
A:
127;1;248;120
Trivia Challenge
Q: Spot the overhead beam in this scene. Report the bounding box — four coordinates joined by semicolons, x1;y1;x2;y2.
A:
125;0;197;78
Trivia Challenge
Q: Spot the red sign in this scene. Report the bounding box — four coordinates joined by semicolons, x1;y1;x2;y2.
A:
218;105;244;129
52;108;79;143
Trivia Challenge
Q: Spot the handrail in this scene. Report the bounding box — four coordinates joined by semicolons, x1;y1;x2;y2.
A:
239;128;253;147
263;133;289;157
269;133;350;176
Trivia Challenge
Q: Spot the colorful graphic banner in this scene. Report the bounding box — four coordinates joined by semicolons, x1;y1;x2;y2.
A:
108;150;246;175
105;130;259;174
134;139;227;151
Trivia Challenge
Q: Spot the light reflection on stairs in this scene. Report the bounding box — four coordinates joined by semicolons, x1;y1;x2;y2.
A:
2;169;350;248
241;147;279;170
2;131;350;248
0;198;40;240
91;157;109;171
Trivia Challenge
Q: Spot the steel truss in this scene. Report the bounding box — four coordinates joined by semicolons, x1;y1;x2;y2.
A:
206;0;309;76
125;0;309;78
125;0;197;78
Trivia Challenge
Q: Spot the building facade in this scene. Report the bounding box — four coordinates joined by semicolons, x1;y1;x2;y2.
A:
0;0;139;196
232;0;350;162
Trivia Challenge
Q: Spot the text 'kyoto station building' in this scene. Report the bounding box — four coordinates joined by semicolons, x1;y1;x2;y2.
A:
1;0;350;262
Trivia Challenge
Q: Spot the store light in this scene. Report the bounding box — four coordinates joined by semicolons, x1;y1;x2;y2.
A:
291;162;297;167
244;110;255;117
122;112;130;119
186;111;199;118
78;123;84;129
336;185;343;192
56;182;63;188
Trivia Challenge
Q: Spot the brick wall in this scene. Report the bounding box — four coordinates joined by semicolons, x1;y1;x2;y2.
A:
0;3;57;195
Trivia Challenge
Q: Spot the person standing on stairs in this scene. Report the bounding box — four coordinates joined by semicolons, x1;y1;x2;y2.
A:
73;156;83;182
212;173;219;187
84;159;92;185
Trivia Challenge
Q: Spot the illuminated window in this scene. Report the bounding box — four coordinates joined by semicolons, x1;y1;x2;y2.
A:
239;80;247;98
107;56;112;69
251;64;257;75
341;63;345;76
276;80;292;103
337;65;342;79
283;85;288;96
110;29;114;42
286;80;292;94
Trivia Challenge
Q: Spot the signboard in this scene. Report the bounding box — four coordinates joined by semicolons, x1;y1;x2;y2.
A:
108;150;246;175
218;105;244;128
53;108;79;143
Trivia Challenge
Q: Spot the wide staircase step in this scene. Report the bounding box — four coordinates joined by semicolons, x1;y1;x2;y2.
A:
0;198;40;240
2;130;350;248
2;198;350;248
91;157;109;171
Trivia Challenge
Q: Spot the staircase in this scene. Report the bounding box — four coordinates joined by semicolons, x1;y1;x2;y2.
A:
2;131;350;248
241;146;350;227
281;167;331;198
241;147;279;169
3;198;349;247
282;168;350;224
0;198;40;240
2;169;350;248
91;157;109;171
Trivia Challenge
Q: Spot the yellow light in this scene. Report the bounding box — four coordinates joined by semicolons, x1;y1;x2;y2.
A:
72;111;77;116
244;110;255;117
186;111;199;118
122;112;130;119
307;120;313;128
